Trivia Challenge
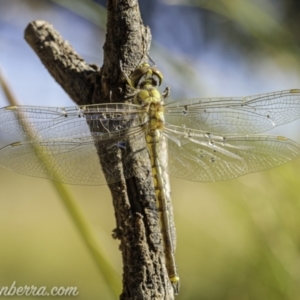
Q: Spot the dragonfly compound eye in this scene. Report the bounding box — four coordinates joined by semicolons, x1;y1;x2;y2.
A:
130;63;163;88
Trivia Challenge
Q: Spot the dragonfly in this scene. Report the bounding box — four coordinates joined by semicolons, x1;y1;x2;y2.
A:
0;63;300;295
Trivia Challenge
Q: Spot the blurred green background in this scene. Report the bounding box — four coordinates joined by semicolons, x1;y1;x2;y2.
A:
1;0;300;299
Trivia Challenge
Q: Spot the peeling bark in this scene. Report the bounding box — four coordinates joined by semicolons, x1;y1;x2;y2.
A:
24;1;174;299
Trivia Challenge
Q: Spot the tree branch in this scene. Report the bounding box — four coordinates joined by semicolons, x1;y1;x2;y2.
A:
24;1;174;299
24;20;99;106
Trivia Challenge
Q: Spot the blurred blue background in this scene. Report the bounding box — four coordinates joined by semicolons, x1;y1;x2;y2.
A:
1;0;300;299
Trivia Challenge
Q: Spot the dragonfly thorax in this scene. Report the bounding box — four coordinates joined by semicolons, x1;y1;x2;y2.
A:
129;64;166;132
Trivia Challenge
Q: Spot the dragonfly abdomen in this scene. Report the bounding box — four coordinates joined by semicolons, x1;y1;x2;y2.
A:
146;130;180;294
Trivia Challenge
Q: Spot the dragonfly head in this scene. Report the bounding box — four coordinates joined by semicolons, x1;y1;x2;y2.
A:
130;63;163;89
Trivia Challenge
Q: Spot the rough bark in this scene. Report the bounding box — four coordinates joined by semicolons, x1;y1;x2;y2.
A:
24;1;174;299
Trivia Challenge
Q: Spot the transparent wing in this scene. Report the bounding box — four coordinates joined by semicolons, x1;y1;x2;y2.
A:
163;124;300;182
165;89;300;134
0;103;147;140
0;128;148;185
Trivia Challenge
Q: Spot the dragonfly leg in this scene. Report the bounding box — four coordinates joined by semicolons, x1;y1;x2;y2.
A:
147;53;156;66
162;86;171;99
119;60;132;86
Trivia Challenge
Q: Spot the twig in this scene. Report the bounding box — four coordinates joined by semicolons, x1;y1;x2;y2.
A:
24;0;174;298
